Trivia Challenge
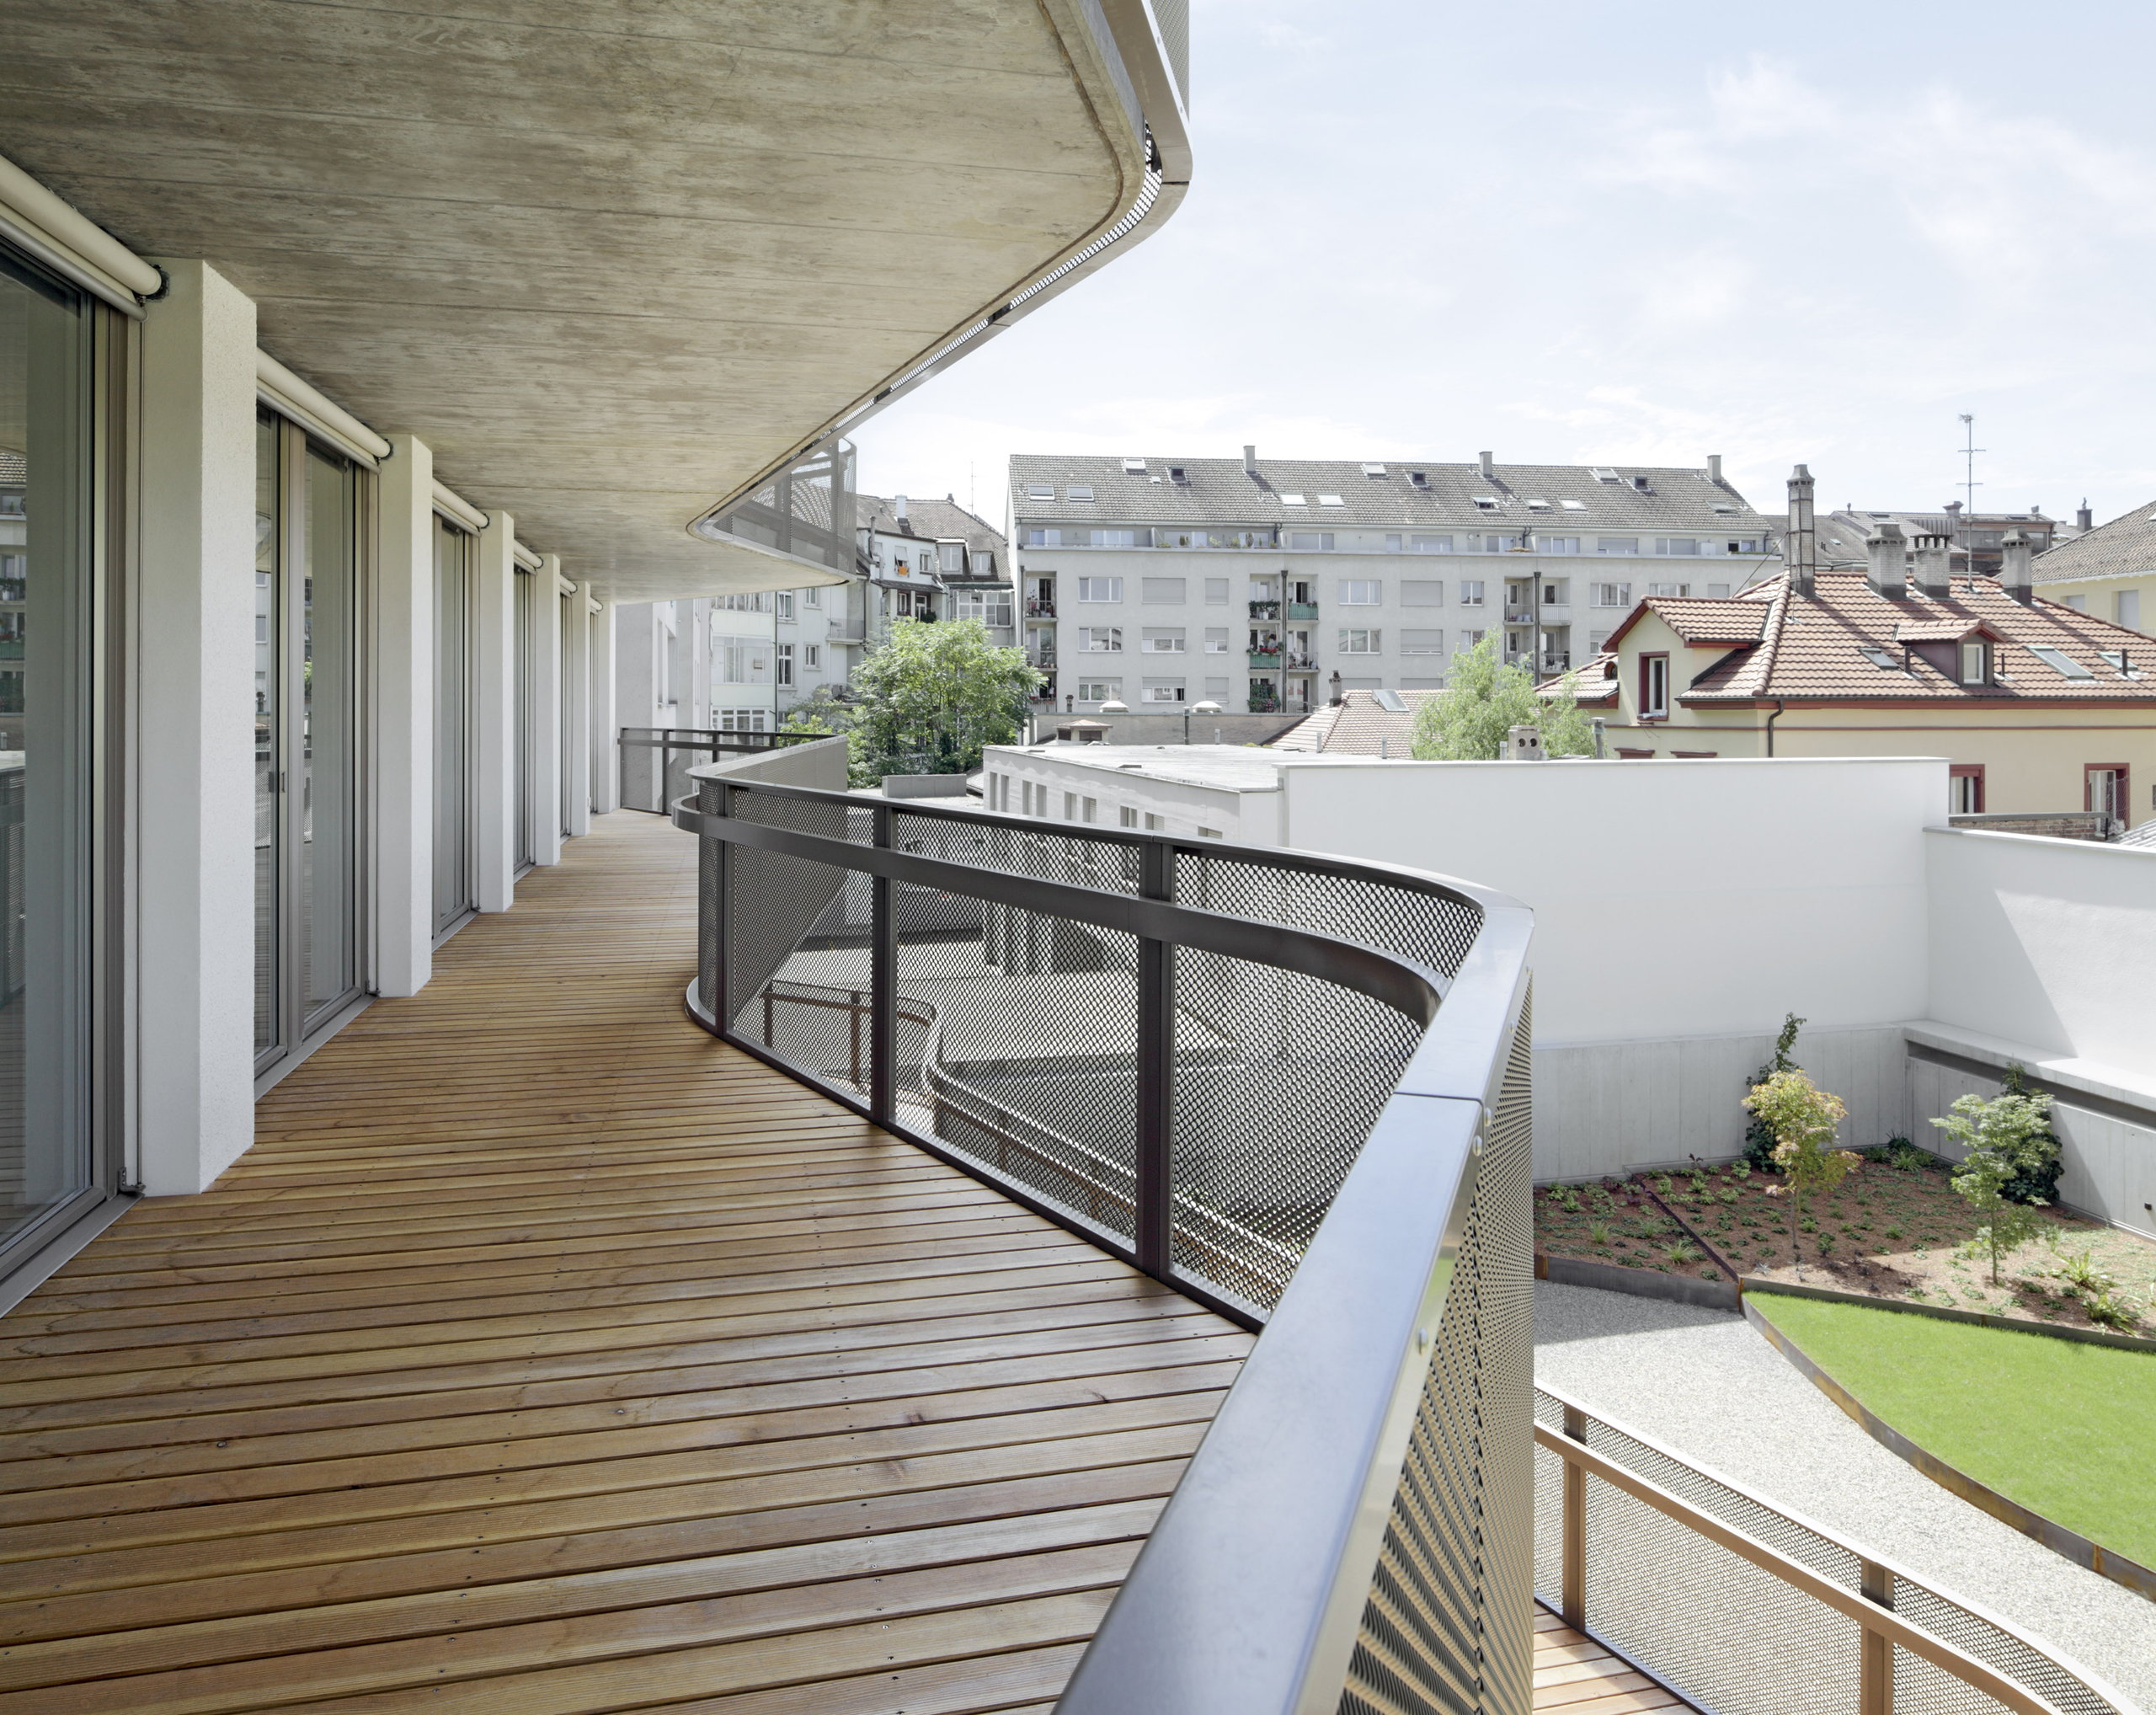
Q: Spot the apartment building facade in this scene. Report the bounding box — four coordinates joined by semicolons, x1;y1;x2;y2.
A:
2031;499;2156;637
1008;451;1775;714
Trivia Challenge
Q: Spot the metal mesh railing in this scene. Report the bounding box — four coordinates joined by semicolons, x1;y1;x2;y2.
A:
675;777;1534;1715
621;728;821;815
1532;1386;2131;1715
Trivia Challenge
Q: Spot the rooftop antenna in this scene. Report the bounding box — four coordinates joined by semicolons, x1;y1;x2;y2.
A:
1957;414;1984;529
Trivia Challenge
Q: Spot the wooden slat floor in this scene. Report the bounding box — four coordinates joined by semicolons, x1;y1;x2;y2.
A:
0;811;1251;1715
1534;1606;1698;1713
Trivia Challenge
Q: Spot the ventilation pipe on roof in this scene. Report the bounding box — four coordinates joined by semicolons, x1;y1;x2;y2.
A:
1999;529;2036;603
1865;521;1907;599
1243;445;1258;478
2078;498;2093;532
1912;532;1953;599
1707;454;1723;484
1479;451;1495;481
1785;464;1817;596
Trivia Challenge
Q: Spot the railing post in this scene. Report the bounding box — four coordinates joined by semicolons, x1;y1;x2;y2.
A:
870;802;896;1125
699;777;729;1025
850;991;862;1092
1862;1557;1894;1715
1134;839;1175;1280
1562;1403;1588;1633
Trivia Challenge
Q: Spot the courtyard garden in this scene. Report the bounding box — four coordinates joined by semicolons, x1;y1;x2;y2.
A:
1748;1293;2156;1571
1534;1147;2156;1335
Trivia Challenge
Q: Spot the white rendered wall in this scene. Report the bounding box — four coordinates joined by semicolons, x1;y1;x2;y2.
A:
374;435;435;996
136;259;258;1194
474;513;517;912
1924;830;2156;1075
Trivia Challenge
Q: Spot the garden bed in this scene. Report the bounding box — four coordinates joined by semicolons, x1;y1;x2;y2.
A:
1534;1151;2156;1335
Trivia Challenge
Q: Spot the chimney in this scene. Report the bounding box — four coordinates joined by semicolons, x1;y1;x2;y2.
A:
1999;529;2035;602
1707;454;1723;484
1865;521;1907;598
2078;498;2094;532
1785;463;1817;596
1942;500;1962;545
1913;532;1953;598
1479;450;1496;481
1243;445;1258;478
894;493;908;524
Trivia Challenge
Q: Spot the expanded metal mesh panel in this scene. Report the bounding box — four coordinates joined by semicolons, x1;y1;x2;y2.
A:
884;836;1140;1248
894;809;1147;898
1529;1390;2127;1715
1340;987;1534;1715
1177;850;1482;985
1170;945;1420;1312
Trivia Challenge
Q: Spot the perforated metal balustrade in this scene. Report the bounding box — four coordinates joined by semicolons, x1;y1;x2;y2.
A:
677;775;1531;1715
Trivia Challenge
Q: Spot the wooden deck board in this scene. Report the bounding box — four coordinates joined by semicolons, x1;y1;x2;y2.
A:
1534;1605;1699;1713
0;813;1251;1715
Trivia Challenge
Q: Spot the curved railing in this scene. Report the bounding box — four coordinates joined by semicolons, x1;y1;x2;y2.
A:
675;771;1536;1714
1534;1384;2138;1715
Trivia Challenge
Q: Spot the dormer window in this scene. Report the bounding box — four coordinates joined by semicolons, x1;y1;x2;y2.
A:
1959;641;1989;685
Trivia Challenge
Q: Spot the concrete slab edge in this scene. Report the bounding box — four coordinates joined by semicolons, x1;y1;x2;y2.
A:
1742;1295;2156;1608
1535;1251;1740;1312
1742;1276;2156;1355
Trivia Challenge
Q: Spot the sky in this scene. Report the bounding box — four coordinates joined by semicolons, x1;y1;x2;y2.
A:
853;0;2156;532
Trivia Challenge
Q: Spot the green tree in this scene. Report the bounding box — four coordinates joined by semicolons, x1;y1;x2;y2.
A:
1408;633;1595;760
846;618;1037;787
776;686;846;739
1742;1012;1806;1169
1998;1063;2065;1206
1744;1068;1856;1274
1932;1090;2060;1284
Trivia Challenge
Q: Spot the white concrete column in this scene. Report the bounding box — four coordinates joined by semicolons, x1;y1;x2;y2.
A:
589;594;618;815
564;580;592;837
136;259;257;1195
531;555;564;866
475;513;517;911
375;434;434;995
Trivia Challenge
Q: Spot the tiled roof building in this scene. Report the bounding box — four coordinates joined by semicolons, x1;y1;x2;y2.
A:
2026;500;2156;641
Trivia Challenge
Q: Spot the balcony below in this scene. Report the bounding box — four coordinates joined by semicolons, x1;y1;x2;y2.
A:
0;812;1247;1713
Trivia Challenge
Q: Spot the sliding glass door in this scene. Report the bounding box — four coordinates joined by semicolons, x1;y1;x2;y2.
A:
431;516;474;938
559;588;574;838
254;412;363;1082
0;247;99;1264
513;565;534;872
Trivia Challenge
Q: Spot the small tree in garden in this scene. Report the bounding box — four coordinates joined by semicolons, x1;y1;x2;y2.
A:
1997;1063;2065;1207
1744;1069;1857;1274
1742;1013;1805;1169
1932;1090;2059;1284
1409;633;1595;759
845;619;1037;787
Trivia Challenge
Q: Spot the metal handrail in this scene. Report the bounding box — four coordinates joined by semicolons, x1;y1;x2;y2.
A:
1537;1383;2136;1715
617;727;824;814
675;776;1536;1714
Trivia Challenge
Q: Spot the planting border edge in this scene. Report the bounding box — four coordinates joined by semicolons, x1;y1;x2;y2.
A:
1743;1290;2156;1607
1743;1276;2156;1355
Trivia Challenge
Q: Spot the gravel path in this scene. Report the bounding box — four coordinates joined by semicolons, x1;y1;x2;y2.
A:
1534;1281;2156;1713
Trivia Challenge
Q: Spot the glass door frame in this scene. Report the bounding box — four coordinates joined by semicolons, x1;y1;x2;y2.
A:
253;410;370;1091
431;513;479;943
513;565;535;875
0;242;124;1296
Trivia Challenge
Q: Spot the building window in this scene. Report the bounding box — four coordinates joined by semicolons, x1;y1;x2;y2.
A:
1401;628;1446;656
1079;627;1123;652
1339;628;1381;654
1537;537;1580;554
1064;792;1078;820
775;642;794;687
1641;653;1670;719
1654;538;1700;556
1204;626;1230;653
1410;534;1453;553
1077;577;1123;602
1204;578;1230;605
804;585;821;608
1646;582;1690;598
1591;582;1631;607
1959;641;1989;685
940;542;965;573
1082;797;1098;823
774;591;793;621
1401;580;1444;606
2087;764;2129;818
2118;590;2143;631
1340;580;1380;606
1143;628;1187;653
1121;805;1139;828
1598;538;1639;556
1142;577;1187;604
1142;681;1187;703
1460;581;1486;607
1541;581;1567;605
1145;813;1166;831
2064;594;2087;612
1705;584;1731;598
1075;680;1120;701
1949;764;1985;815
1198;827;1222;838
1287;532;1335;551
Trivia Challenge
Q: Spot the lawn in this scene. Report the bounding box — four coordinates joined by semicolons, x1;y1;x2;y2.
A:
1753;1293;2156;1570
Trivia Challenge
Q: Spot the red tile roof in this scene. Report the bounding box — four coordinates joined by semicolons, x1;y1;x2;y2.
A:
1655;571;2156;704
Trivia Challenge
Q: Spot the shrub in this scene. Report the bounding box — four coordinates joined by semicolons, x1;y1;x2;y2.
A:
1745;1068;1858;1275
1931;1090;2060;1285
1999;1064;2066;1206
1742;1014;1805;1169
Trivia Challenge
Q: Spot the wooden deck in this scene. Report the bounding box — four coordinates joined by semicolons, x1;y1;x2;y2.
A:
0;812;1251;1715
1534;1606;1698;1713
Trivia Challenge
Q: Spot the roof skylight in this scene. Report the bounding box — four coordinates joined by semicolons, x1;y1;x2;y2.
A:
1122;458;1146;473
2100;649;2143;678
1591;467;1620;484
1561;499;1587;510
1067;484;1095;502
1169;466;1189;484
1408;472;1429;488
1027;484;1053;500
1859;645;1903;671
1318;494;1344;507
1526;498;1550;510
1280;494;1307;506
2025;644;2093;679
1361;462;1388;477
1472;496;1497;510
1372;688;1408;713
